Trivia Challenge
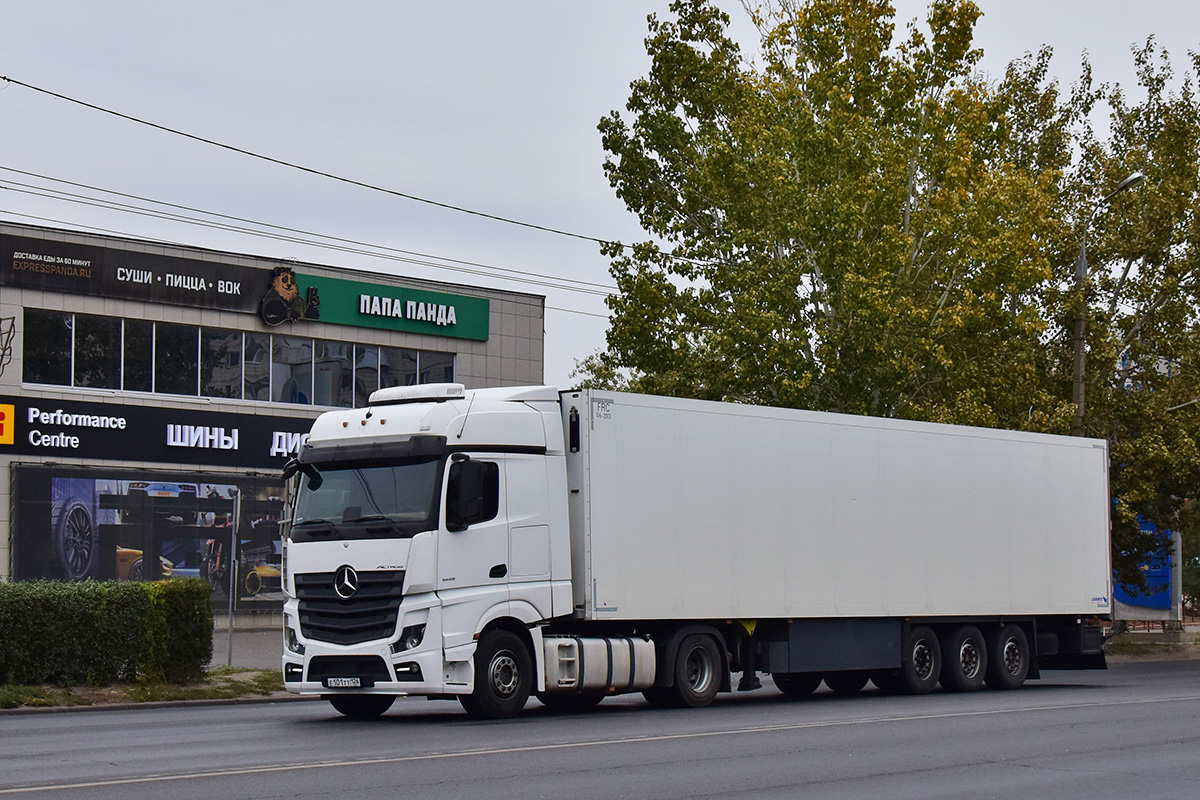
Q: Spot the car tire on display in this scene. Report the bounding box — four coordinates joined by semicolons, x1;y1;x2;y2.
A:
326;694;395;720
459;630;533;719
985;624;1030;690
898;625;942;695
939;625;988;692
53;500;98;580
773;671;823;698
245;569;262;596
823;670;871;695
642;633;723;709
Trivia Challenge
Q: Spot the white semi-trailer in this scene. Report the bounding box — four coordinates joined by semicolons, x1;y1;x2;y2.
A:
280;385;1111;719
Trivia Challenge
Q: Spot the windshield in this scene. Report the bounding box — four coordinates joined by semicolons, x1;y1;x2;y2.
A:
291;458;440;540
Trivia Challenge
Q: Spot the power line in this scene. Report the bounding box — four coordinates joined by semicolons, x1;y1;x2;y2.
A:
0;74;618;247
0;166;618;295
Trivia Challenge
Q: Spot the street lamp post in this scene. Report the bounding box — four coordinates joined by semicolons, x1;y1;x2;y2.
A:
1070;171;1146;437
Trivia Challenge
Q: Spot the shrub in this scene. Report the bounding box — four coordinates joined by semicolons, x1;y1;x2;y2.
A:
0;579;212;686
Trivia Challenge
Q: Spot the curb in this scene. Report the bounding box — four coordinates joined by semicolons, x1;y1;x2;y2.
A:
0;692;322;716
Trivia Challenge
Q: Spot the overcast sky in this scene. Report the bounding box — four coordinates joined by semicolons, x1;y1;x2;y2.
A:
3;1;1198;388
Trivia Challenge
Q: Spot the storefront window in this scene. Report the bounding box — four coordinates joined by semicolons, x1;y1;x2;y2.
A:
12;465;286;611
354;345;379;407
380;347;418;389
201;329;242;399
272;336;312;405
420;351;455;384
314;340;353;407
22;309;72;386
20;308;462;405
123;320;153;392
74;314;122;390
243;333;270;401
156;323;199;395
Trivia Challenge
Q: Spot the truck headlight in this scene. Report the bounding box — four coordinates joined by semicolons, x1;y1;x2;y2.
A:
285;625;305;655
393;624;426;653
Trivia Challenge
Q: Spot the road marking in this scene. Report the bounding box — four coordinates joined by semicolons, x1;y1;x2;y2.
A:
4;694;1199;794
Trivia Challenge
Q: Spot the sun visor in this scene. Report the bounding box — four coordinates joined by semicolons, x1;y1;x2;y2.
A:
298;434;448;467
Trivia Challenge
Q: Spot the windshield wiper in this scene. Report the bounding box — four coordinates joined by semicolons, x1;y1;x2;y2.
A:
292;518;340;537
345;514;399;535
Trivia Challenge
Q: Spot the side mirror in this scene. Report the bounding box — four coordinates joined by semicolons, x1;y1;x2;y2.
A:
282;459;323;490
281;459;299;482
446;460;486;531
446;459;501;531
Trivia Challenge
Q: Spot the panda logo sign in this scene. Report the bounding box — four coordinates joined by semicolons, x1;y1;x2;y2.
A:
259;266;320;326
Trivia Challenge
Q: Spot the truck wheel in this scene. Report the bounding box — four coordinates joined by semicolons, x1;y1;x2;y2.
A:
899;625;941;694
326;694;395;719
460;630;533;719
773;672;823;697
823;670;871;695
536;691;606;712
643;633;723;708
985;625;1030;690
939;625;987;692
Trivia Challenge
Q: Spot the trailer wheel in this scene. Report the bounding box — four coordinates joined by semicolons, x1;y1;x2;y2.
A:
823;670;871;695
985;625;1030;690
898;625;941;694
939;625;987;692
773;672;823;697
536;691;605;712
460;630;533;719
644;633;722;708
326;694;395;719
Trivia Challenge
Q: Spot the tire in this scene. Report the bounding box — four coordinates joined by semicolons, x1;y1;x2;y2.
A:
642;633;723;709
130;558;144;582
898;625;941;694
245;569;262;596
939;625;988;692
459;630;533;719
54;500;98;580
823;670;871;695
326;694;395;719
773;671;823;697
985;625;1030;690
536;691;606;712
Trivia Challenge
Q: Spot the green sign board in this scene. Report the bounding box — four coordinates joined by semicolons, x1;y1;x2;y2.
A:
301;273;490;341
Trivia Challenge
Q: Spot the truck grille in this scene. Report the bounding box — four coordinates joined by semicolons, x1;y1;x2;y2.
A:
295;570;405;645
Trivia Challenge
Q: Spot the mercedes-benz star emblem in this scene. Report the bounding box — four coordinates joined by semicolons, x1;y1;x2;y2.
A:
334;565;359;599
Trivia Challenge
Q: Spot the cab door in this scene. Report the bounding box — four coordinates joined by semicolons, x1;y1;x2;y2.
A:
436;456;509;651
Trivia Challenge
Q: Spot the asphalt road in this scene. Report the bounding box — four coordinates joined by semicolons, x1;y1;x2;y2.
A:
2;660;1198;799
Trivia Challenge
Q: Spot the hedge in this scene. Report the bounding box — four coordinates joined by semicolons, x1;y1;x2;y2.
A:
0;578;213;685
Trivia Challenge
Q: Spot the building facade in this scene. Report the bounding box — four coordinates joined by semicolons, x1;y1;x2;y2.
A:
0;221;544;605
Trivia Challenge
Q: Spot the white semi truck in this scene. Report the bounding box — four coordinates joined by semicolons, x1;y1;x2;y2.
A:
280;384;1112;719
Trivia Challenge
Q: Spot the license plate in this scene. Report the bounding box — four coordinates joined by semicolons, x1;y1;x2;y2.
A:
325;677;361;688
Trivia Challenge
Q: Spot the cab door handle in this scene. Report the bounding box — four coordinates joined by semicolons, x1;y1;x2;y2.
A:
489;564;508;578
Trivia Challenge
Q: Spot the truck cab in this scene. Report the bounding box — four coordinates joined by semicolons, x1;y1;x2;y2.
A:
281;383;572;718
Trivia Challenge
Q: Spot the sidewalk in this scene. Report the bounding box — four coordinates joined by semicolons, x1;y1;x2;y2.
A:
209;613;283;670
